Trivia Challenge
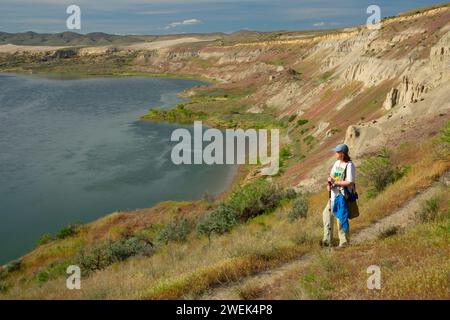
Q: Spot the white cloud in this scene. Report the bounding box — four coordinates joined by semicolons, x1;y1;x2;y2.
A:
312;22;325;27
165;18;202;29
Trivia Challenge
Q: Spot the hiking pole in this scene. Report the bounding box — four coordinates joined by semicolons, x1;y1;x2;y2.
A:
328;181;332;248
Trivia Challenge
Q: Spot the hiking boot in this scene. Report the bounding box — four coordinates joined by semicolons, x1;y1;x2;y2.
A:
320;240;331;247
336;242;349;249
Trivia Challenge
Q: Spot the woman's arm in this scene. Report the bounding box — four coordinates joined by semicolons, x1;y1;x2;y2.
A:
334;180;354;187
328;176;352;186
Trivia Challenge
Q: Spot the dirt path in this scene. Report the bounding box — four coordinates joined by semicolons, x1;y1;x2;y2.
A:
201;184;440;300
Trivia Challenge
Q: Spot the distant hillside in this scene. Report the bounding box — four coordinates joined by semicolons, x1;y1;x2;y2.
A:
0;30;250;47
0;31;159;46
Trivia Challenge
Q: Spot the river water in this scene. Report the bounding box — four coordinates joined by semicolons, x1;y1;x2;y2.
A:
0;73;236;264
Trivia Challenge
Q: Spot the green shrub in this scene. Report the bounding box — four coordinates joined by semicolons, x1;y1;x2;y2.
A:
280;146;292;159
435;121;450;159
0;281;8;293
416;195;441;223
303;135;314;145
288;115;297;122
359;148;409;198
36;271;50;283
5;259;22;273
279;146;292;170
56;224;79;240
297;119;309;126
228;179;282;221
300;128;310;135
106;237;153;261
439;121;450;144
156;218;192;244
76;237;154;274
319;71;333;83
35;260;71;284
37;233;53;246
141;103;207;124
197;203;238;237
288;194;309;222
283;188;298;200
197;180;287;237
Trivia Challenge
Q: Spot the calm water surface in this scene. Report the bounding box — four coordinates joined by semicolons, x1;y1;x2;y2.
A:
0;74;236;264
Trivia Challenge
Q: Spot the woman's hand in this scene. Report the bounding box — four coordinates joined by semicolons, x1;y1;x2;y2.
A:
327;177;334;191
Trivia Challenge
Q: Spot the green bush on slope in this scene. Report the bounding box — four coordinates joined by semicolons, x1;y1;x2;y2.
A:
75;237;154;275
56;224;79;240
197;179;288;237
197;203;238;237
288;193;309;222
434;120;450;159
156;218;192;244
36;260;71;284
37;233;53;246
140;103;207;124
359;148;410;198
228;179;283;220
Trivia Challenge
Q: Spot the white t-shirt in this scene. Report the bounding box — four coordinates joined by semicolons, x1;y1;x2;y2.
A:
330;160;355;203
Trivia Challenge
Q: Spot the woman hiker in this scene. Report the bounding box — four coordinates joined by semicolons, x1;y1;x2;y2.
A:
321;143;356;248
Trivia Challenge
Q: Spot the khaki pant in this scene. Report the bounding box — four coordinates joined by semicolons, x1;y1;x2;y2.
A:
322;201;349;246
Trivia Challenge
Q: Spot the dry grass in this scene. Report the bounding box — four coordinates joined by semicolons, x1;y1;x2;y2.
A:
295;211;449;299
236;281;266;300
143;245;307;300
1;202;317;299
257;179;449;300
350;140;449;234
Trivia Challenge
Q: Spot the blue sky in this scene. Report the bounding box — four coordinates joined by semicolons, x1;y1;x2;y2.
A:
0;0;444;34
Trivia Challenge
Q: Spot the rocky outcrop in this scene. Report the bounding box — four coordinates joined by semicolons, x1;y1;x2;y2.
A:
430;29;450;62
383;76;427;110
340;57;409;86
312;122;330;137
383;88;399;110
344;124;382;157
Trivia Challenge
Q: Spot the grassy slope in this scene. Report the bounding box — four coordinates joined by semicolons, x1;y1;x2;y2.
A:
1;124;448;299
308;213;449;300
258;190;449;300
